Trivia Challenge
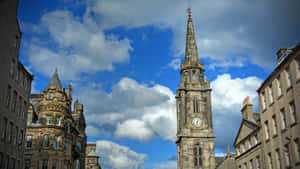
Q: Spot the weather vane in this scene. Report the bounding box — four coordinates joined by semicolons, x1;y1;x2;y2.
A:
187;8;192;18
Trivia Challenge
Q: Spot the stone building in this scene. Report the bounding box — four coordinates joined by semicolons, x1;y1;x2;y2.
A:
176;9;215;169
233;97;263;169
85;143;102;169
257;44;300;169
0;0;34;168
217;44;300;169
24;70;86;169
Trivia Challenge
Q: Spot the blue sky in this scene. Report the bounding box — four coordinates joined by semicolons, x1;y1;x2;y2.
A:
17;0;300;169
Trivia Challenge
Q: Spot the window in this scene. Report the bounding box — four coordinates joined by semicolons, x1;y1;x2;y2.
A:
23;101;27;118
52;160;58;169
284;144;291;167
11;91;17;112
264;121;269;140
295;139;300;162
261;92;266;110
254;134;258;144
9;158;15;169
267;153;273;169
49;93;53;99
46;116;52;125
13;126;18;145
77;141;81;151
193;145;202;167
66;122;70;133
286;68;292;87
65;142;69;153
6;85;11;107
15;67;19;81
7;122;12;143
26;135;32;148
289;101;296;124
193;97;199;113
54;136;58;149
55;116;60;126
42;160;48;169
4;155;8;169
272;115;277;136
256;156;260;169
269;85;274;103
280;108;287;130
19;71;23;86
275;149;281;169
2;117;8;139
244;162;247;169
75;160;80;169
297;57;300;79
16;160;20;169
18;97;22;117
24;160;31;169
10;61;14;77
250;159;255;169
27;112;31;126
44;135;50;147
64;163;68;169
19;130;23;145
277;76;282;96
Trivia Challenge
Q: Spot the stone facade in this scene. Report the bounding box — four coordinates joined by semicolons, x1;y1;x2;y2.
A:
217;44;300;169
24;70;86;169
176;11;215;169
0;0;34;168
85;143;102;169
233;97;263;169
257;44;300;169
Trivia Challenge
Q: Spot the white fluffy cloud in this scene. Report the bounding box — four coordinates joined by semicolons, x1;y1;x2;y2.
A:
211;74;263;151
78;73;262;153
25;10;132;80
76;77;177;142
85;0;300;68
96;140;147;169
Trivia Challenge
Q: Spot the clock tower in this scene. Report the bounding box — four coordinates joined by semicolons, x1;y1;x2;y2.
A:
176;9;215;169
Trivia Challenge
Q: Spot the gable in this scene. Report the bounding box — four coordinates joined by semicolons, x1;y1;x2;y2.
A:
234;120;258;145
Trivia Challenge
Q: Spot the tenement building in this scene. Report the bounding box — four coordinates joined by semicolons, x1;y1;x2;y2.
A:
257;44;300;169
0;0;34;168
217;44;300;169
176;9;215;169
85;143;102;169
24;70;87;169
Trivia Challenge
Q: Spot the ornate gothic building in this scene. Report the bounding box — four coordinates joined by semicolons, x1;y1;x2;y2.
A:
24;70;87;169
176;10;215;169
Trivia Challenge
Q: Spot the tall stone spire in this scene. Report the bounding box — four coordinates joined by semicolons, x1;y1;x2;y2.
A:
184;8;199;64
46;68;63;91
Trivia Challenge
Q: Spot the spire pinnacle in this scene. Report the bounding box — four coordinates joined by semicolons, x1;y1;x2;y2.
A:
184;9;199;64
227;144;231;157
187;8;192;19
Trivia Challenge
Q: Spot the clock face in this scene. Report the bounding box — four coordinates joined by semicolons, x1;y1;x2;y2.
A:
192;118;202;128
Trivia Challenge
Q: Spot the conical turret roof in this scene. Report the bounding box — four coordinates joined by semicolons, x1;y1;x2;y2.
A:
46;68;63;91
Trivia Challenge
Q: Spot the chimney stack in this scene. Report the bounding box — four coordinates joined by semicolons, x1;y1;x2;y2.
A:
67;84;72;100
241;96;253;120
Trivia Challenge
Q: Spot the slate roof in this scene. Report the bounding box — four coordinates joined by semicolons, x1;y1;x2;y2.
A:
46;69;63;91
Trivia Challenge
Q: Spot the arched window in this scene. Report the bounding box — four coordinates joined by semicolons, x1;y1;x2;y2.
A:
194;144;202;167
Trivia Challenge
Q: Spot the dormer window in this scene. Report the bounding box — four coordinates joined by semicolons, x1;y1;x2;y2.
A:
49;93;53;99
